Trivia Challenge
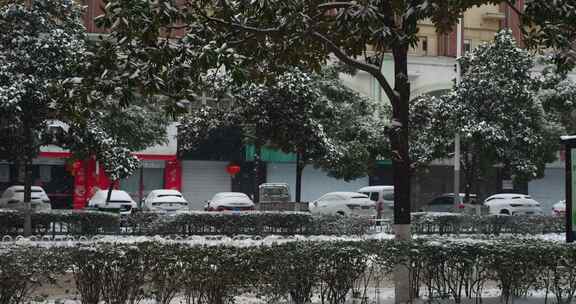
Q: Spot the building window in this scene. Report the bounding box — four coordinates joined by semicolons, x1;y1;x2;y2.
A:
463;39;472;53
413;36;428;55
422;37;428;53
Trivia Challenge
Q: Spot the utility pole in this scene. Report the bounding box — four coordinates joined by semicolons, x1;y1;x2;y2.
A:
454;17;463;207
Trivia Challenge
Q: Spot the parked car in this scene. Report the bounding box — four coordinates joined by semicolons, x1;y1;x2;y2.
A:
421;193;479;213
259;183;291;203
552;200;566;216
483;193;543;215
309;192;376;217
358;185;394;218
87;189;137;216
143;189;189;213
205;192;255;211
0;185;51;212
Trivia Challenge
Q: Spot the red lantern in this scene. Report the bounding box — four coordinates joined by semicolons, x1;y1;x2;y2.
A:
226;164;241;176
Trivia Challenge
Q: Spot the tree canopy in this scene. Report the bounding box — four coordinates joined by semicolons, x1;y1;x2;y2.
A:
179;67;388;181
437;30;562;190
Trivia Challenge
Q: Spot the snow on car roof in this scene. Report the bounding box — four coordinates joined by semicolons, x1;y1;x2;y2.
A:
213;192;249;198
325;192;369;198
150;196;187;203
213;196;253;204
7;185;46;191
93;190;134;201
151;189;182;195
358;185;394;191
487;193;531;199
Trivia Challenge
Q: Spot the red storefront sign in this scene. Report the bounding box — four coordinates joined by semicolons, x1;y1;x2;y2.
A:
42;152;181;209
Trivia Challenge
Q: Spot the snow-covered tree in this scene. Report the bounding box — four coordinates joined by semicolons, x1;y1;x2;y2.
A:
0;0;87;234
537;66;576;134
0;1;171;212
444;30;561;198
179;68;387;202
521;0;576;74
0;0;85;160
66;120;141;201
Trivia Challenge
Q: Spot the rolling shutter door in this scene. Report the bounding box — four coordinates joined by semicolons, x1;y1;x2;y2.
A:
528;168;564;212
181;161;231;210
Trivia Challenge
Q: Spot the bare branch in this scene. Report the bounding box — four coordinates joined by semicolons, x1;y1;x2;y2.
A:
311;31;398;102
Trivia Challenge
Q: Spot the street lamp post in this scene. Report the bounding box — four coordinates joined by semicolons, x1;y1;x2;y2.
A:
561;136;576;243
454;18;463;207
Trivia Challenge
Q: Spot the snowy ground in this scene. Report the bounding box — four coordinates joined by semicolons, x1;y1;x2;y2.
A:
0;232;567;248
30;288;558;304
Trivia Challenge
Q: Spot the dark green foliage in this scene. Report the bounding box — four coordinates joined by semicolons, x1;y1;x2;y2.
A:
0;210;119;236
410;214;565;235
129;211;374;236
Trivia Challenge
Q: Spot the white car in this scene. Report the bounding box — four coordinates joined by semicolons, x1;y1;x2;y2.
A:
87;189;137;215
483;193;543;216
358;185;394;218
143;189;189;213
205;192;255;211
0;185;51;212
552;200;566;216
309;192;376;217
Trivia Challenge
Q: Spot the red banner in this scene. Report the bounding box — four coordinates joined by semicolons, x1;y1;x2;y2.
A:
164;159;182;190
72;160;86;209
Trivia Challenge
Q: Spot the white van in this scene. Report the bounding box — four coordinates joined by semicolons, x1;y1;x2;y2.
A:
358;185;394;218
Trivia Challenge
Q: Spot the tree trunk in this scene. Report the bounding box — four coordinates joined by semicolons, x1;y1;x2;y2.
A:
253;141;262;203
390;45;411;227
391;44;412;304
106;181;114;204
295;150;305;203
23;160;33;237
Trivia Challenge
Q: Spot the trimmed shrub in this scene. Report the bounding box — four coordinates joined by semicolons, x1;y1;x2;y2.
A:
410;214;565;235
0;245;64;304
3;239;576;303
130;211;372;236
0;210;119;236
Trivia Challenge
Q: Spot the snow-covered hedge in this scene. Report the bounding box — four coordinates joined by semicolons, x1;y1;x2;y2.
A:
411;213;564;235
0;210;119;236
127;211;373;236
5;239;576;304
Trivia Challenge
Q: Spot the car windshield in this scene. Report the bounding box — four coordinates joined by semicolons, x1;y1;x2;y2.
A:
14;190;43;193
158;194;181;198
351;196;368;199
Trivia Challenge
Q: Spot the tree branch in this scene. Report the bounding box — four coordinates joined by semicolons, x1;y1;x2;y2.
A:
311;31;398;102
204;15;282;34
504;0;524;18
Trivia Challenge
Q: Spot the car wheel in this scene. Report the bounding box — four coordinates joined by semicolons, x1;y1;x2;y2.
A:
500;209;510;215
